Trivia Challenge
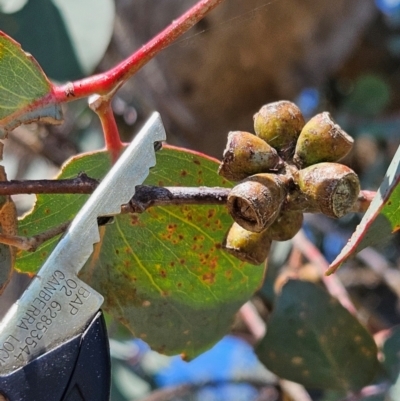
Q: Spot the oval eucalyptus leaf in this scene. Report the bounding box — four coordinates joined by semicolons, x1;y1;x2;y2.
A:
16;146;265;358
0;31;62;132
256;280;379;391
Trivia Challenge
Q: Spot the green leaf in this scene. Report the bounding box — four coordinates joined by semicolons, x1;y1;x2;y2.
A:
16;146;265;358
0;30;62;132
256;280;379;391
328;145;400;274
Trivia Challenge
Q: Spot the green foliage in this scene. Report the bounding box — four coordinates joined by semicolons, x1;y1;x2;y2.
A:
16;146;265;357
256;280;379;391
0;31;61;131
0;3;399;398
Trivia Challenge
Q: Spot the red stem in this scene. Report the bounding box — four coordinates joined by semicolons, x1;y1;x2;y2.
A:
91;98;123;163
53;0;226;101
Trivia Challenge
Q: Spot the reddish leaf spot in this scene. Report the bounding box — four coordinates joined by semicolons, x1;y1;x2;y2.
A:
202;272;216;284
178;234;184;240
168;224;177;231
180;259;185;265
115;249;120;255
45;208;50;214
207;209;215;218
131;215;143;226
170;261;175;267
177;282;182;287
158;180;164;186
225;270;232;279
160;270;167;278
180;170;188;177
193;159;201;165
215;243;222;249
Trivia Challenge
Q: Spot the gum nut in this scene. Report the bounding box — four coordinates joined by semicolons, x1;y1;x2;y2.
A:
253;101;305;158
294;112;354;168
218;131;283;181
267;210;304;241
297;163;360;218
223;222;272;265
227;173;286;233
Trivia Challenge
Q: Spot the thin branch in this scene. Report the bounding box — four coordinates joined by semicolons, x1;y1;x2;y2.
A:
89;93;123;163
0;174;99;195
53;0;227;101
0;220;70;251
292;229;357;315
0;177;376;214
121;186;229;213
237;301;266;343
279;380;312;401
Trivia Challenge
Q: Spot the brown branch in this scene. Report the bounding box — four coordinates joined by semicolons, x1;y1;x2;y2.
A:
121;186;229;213
0;173;99;195
0;176;375;214
0;177;376;252
0;221;71;252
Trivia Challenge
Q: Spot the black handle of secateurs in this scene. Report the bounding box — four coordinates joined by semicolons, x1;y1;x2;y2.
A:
0;311;111;401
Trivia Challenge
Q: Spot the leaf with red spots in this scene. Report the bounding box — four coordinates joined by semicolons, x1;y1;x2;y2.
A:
16;145;265;357
328;145;400;274
0;31;62;133
256;280;379;391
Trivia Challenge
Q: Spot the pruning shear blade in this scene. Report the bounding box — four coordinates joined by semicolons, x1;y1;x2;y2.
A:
0;112;166;374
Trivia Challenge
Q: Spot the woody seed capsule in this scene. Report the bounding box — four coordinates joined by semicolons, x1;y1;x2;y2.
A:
223;222;272;265
297;162;360;218
227;173;286;233
218;131;283;181
267;210;304;241
253;101;305;159
294;112;354;168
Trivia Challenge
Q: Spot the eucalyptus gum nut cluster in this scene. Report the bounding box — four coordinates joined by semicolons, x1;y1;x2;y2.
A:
297;162;360;218
294;112;354;168
267;210;304;241
253;101;305;159
218;131;283;181
223;222;272;265
227;173;286;233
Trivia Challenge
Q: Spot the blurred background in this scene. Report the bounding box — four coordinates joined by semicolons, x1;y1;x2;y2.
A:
0;0;400;400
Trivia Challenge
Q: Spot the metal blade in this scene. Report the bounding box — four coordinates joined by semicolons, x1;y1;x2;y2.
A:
0;112;166;374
